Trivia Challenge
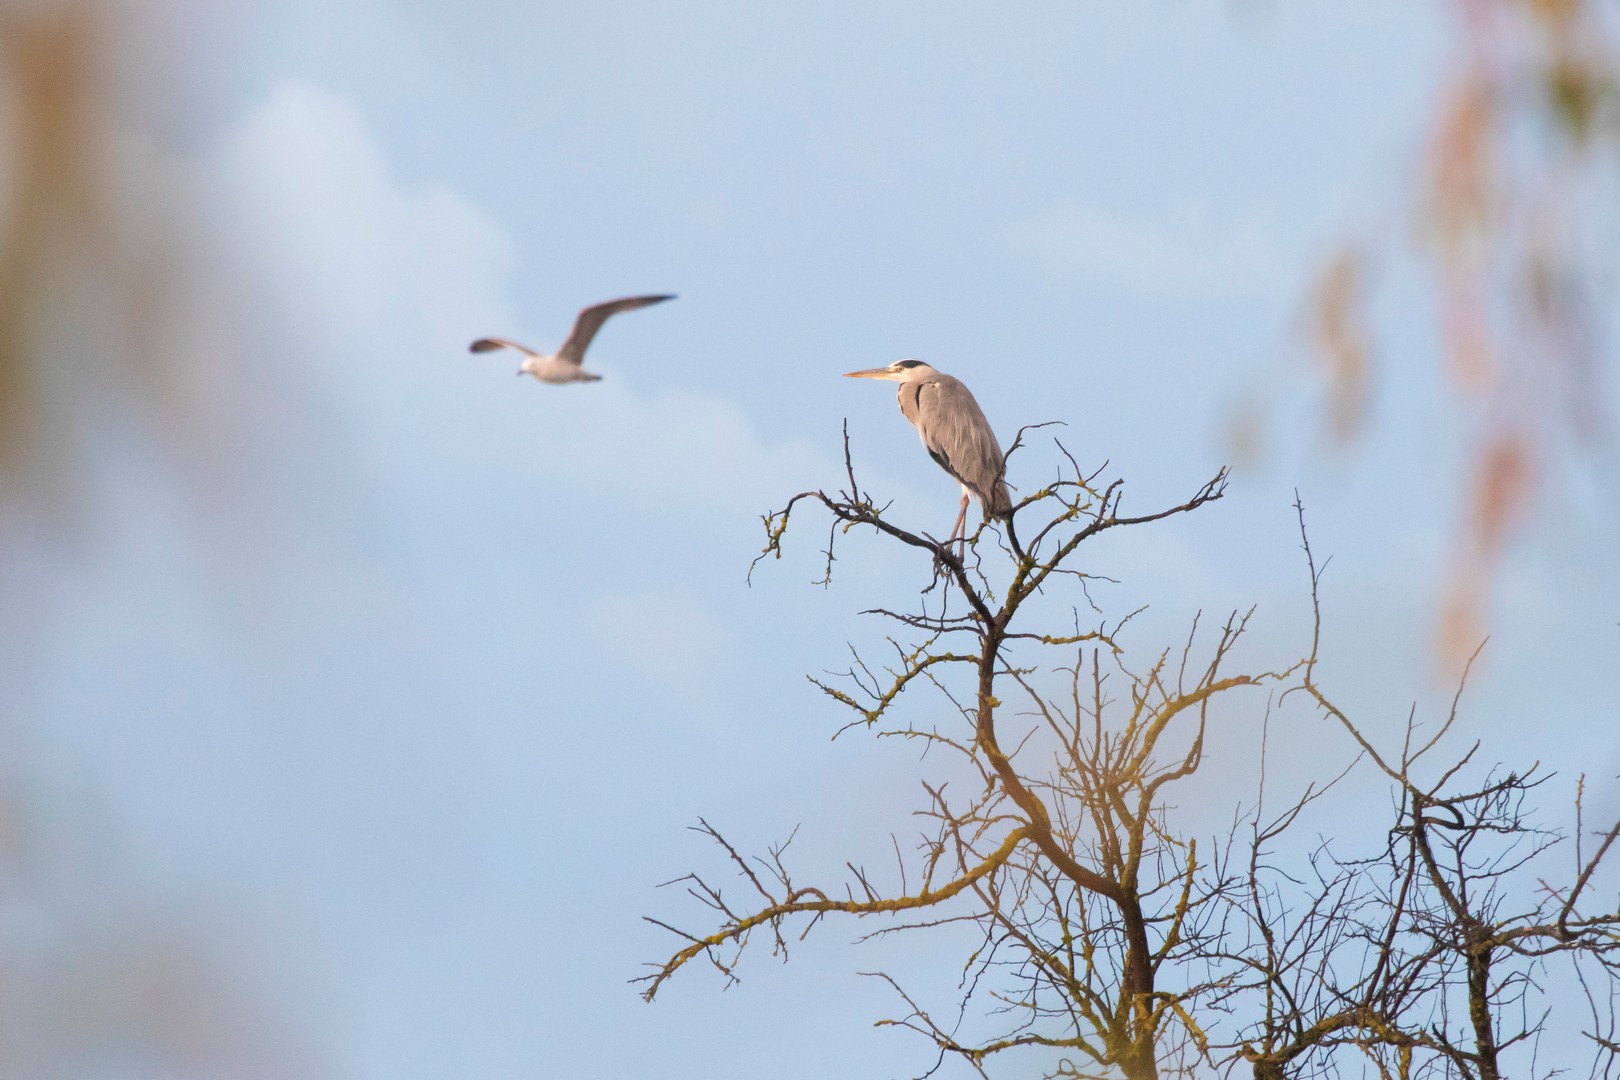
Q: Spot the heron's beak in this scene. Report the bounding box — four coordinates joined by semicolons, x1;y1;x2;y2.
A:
843;367;894;380
516;369;525;377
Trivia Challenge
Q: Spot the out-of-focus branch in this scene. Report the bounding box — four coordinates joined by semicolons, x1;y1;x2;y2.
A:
0;1;195;521
1243;0;1620;668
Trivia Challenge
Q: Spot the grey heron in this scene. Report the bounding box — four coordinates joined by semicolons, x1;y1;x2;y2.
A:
845;359;1012;546
470;294;675;383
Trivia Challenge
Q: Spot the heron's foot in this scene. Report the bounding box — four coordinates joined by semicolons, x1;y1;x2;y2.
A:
929;535;969;580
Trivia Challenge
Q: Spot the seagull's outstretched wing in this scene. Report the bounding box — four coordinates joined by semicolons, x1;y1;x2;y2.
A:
469;337;541;358
556;294;675;367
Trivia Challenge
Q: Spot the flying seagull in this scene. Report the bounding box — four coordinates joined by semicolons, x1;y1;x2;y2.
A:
470;294;675;383
845;359;1012;545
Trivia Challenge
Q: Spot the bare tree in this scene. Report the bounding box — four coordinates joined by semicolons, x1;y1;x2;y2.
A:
641;433;1302;1079
1209;507;1620;1079
640;441;1620;1079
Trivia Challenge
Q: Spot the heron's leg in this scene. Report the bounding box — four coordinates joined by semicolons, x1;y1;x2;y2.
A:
951;493;970;549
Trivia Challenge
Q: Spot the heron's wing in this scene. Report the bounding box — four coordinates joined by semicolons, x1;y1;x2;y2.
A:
469;337;541;358
556;294;676;366
914;375;1010;514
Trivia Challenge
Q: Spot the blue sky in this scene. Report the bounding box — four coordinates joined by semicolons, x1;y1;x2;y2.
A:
8;2;1620;1077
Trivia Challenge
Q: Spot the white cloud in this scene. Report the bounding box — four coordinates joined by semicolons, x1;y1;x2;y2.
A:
1004;198;1300;301
209;80;517;359
192;80;836;520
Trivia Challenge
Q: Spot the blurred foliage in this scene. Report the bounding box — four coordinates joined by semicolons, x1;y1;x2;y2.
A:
0;4;290;1076
1303;0;1619;665
0;770;325;1079
0;0;189;528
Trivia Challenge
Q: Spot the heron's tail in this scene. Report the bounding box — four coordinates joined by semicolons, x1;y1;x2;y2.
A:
987;479;1012;519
